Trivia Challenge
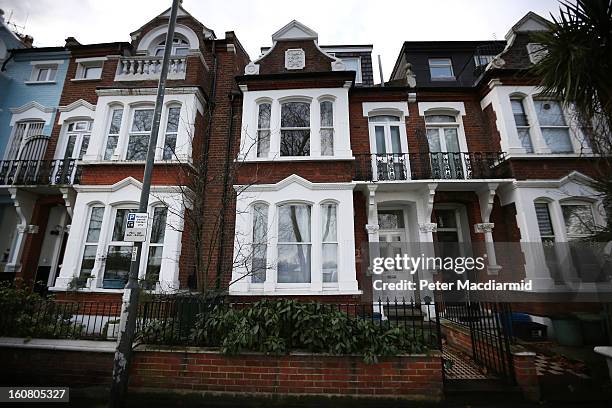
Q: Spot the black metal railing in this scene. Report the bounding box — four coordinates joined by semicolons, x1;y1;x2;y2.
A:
353;152;508;182
0;300;122;340
0;159;80;186
437;298;515;382
0;296;441;351
136;297;441;349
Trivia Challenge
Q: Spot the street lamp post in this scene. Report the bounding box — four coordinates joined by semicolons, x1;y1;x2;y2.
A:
109;0;181;406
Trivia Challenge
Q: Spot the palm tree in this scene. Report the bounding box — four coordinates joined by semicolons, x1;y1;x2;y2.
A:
531;0;612;241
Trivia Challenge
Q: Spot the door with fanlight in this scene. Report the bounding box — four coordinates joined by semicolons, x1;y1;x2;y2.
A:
369;115;408;181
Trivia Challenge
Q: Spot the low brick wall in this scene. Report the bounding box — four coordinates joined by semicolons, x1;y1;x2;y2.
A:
0;339;443;400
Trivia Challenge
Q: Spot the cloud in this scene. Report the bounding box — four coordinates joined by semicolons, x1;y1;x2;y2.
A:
0;0;561;79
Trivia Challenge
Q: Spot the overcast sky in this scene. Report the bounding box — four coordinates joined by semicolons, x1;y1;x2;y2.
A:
1;0;562;80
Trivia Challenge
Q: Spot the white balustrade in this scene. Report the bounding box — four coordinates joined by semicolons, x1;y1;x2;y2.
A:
115;56;187;81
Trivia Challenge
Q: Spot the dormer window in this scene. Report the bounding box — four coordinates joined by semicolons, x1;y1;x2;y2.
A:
341;57;362;84
428;58;454;80
155;36;189;56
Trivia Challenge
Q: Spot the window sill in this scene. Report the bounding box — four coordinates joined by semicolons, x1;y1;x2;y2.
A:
430;77;456;82
229;288;363;296
24;80;56;85
79;159;187;165
505;152;596;159
238;156;355;163
70;77;102;82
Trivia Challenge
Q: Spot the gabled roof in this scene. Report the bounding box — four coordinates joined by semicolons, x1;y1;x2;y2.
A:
271;20;318;42
505;11;552;41
129;5;214;39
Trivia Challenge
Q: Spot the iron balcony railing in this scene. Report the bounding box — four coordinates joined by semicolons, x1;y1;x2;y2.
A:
353;152;508;182
0;159;80;186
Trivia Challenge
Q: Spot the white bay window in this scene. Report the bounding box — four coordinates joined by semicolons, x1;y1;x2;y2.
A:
231;175;359;295
240;88;352;161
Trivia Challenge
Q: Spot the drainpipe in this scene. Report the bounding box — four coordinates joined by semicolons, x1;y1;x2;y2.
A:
215;90;238;289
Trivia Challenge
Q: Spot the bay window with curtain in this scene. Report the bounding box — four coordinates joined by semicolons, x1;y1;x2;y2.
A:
251;203;269;283
277;203;312;283
321;202;338;283
103;208;135;288
78;206;105;287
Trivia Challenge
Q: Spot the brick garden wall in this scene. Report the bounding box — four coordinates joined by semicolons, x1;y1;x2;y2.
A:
0;345;444;400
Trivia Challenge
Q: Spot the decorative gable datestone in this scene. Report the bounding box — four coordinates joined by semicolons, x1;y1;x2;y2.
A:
285;48;305;70
244;61;260;75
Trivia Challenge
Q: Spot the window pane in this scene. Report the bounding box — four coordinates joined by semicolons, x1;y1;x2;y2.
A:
84;66;102;79
131;109;154;132
321;129;333;156
80;245;97;277
542;128;573;153
369;115;400;122
150;207;167;244
104;245;131;285
390;126;401;153
37;68;49;81
562;205;594;236
127;134;150;160
278;204;311;242
165;107;180;132
109;109;123;134
425;115;456;123
112;209;131;241
146;246;163;286
163;134;176;160
251;203;268;283
79;135;90;159
64;135;76;159
257;130;270;157
436;210;457;229
535;203;554;237
378;209;404;229
426;129;441;152
104;136;118;160
375;126;386;154
280;130;310;156
535;100;567;126
322;243;337;283
511;99;529;126
86;207;105;242
281;102;309;128
277;244;311;283
258;103;271;129
518;129;534;153
320;101;333;127
48;68;57;81
444;128;460;152
321;204;337;242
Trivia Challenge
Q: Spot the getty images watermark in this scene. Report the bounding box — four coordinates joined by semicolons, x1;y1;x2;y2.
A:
371;253;533;292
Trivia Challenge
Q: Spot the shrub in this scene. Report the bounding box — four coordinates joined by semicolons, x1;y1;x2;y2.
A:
0;282;83;339
184;299;433;363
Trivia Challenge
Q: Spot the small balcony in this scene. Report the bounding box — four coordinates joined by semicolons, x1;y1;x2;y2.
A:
115;56;187;81
0;159;80;186
353;152;508;182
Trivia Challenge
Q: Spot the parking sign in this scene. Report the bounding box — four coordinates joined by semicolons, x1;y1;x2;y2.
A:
124;212;148;242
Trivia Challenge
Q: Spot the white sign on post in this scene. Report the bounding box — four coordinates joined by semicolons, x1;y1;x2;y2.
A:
124;212;148;242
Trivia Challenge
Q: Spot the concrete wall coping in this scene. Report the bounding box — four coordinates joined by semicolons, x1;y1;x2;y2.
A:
0;337;117;353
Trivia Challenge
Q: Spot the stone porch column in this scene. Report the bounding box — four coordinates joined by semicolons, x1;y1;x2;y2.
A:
475;183;502;274
5;188;37;275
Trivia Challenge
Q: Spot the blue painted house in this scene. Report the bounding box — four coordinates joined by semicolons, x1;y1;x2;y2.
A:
0;10;69;276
